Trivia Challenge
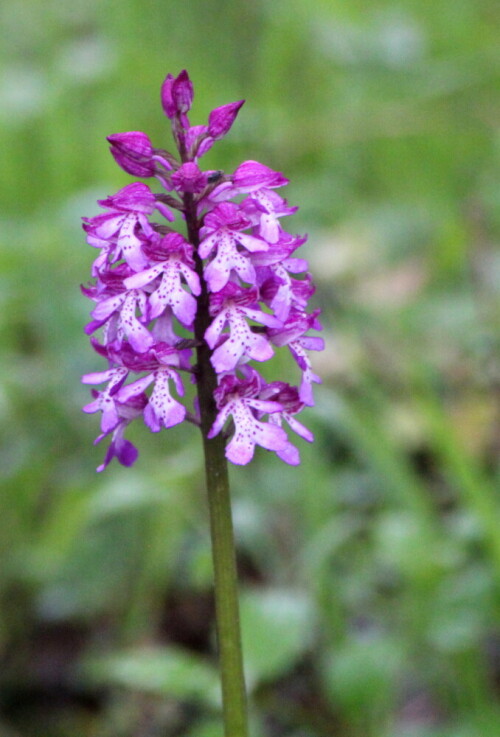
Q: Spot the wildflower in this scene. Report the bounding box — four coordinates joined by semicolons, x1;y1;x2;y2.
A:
207;372;289;465
198;202;268;292
81;70;323;468
259;381;314;465
208;100;245;140
268;310;324;405
94;393;147;472
205;283;280;372
124;232;201;326
107;132;156;178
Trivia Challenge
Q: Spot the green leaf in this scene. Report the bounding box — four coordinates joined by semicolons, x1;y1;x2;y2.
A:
322;633;403;713
83;646;220;707
240;588;315;687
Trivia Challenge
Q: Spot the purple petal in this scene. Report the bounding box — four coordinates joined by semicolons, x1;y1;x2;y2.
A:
116;374;155;402
207;403;232;439
210;337;242;373
180;264;201;296
204;257;231;293
145;371;186;430
208;100;245;140
276;443;301;466
225;434;255;465
236;232;269;253
81;369;115;385
120;295;154;353
298;336;325;352
108;132;155;177
252;420;288;451
82;398;100;414
242;308;282;328
107;131;153;158
172;70;194;114
204;311;227;348
170;289;197;326
171;162;207;193
161;74;176;118
286;414;314;442
198;231;218;259
233;161;288;190
247;334;273;363
248;399;283;414
91;293;126;321
116;437;139;467
97;432;138;472
124;263;165;290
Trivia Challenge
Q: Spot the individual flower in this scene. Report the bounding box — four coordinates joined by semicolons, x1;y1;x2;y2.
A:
171;162;208;193
208;371;289;465
107;132;156;177
83;263;153;353
124;232;201;326
161;69;193;125
259;381;314;465
258;266;315;323
83;342;187;446
232;160;289;192
94;392;147;472
268;310;324;406
205;282;281;372
82;366;129;433
240;189;297;244
83;182;158;272
198;202;269;292
208;100;245;140
118;367;186;432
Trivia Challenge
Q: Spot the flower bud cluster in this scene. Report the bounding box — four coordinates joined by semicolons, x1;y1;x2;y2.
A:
82;70;323;470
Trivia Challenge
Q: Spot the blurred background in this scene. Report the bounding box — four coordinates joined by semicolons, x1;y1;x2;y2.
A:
1;0;499;735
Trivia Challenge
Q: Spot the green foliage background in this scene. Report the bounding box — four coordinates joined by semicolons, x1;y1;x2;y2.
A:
0;1;499;735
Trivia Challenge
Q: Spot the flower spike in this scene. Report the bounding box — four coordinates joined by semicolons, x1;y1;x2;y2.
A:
81;71;323;469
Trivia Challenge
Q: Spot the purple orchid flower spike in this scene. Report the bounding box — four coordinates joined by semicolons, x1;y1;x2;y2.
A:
81;70;323;470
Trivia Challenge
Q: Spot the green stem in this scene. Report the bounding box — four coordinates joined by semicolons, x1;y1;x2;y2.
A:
185;192;249;737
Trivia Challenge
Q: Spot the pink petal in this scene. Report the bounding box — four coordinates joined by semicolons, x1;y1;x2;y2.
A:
225;434;255;465
247;334;273;362
276;443;301;465
208;100;245;139
286;414;314;442
124;263;165;290
252;420;288;451
236;232;269;253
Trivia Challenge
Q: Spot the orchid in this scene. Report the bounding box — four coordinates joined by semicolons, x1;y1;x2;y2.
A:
81;70;323;471
207;371;288;465
80;70;325;737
